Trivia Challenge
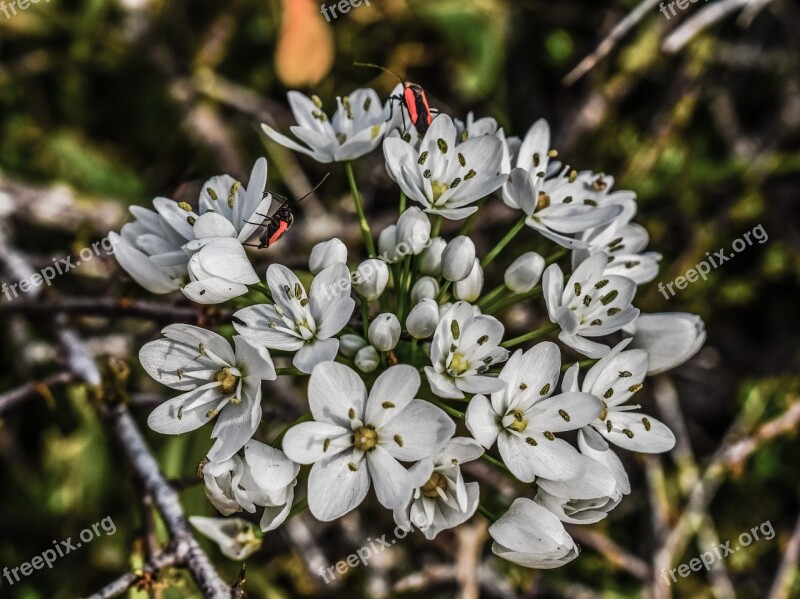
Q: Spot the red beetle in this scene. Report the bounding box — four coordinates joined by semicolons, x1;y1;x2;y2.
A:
355;62;435;136
244;174;329;249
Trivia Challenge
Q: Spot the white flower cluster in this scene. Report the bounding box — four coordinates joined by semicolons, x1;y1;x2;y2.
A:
112;85;706;571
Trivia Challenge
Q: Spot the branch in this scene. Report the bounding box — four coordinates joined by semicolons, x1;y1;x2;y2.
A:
767;509;800;599
86;548;182;599
566;525;652;581
0;371;75;415
0;297;227;324
563;0;663;85
662;0;767;53
100;403;233;598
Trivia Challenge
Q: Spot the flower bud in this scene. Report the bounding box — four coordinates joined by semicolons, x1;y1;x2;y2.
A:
352;259;389;300
441;236;476;282
406;299;439;339
504;251;545;293
378;225;399;262
355;345;380;372
454;258;483;302
419;237;447;275
411;276;440;304
309;239;347;275
368;313;401;351
339;334;368;358
396;207;431;255
626;313;706;374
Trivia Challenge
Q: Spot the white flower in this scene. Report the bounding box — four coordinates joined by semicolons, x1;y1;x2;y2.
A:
233;263;355;374
419;237;447;275
202;440;300;532
109;197;196;293
410;276;440;304
504;251;546;293
352;259;390;300
572;198;661;285
534;453;623;525
502;120;556;198
542;253;640;358
261;90;389;163
396;206;432;255
141;325;276;462
196;157;271;245
282;363;455;521
441;236;476;282
406;299;439;339
394;437;483;539
189;516;261;561
454;112;514;174
369;313;401;351
425;301;509;399
564;339;676;453
309;238;348;275
355;345;380;373
505;167;624;250
624;312;705;374
182;232;261;304
465;343;602;482
489;498;579;569
454;258;484;302
383;115;507;220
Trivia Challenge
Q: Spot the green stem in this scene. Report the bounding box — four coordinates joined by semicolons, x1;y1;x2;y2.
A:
485;285;542;314
361;301;370;339
430;215;443;238
271;412;313;448
481;217;527;269
410;338;419;363
545;247;568;264
561;359;598;372
476;283;507;310
480;453;511;474
436;280;452;302
478;503;499;523
275;367;305;376
501;322;559;348
399;191;407;214
429;398;465;420
286;496;309;521
345;162;376;256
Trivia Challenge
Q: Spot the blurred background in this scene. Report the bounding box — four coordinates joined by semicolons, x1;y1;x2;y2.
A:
0;0;799;597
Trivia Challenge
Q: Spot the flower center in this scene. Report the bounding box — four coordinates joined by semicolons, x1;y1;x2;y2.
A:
421;472;448;498
431;181;449;203
353;426;378;451
214;367;239;395
448;352;470;376
537;191;551;210
507;409;528;432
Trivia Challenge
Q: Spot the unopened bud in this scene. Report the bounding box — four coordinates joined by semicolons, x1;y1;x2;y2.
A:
406;299;439;339
441;236;476;282
504;252;546;293
369;313;401;351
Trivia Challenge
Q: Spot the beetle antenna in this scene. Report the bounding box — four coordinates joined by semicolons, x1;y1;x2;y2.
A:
354;61;404;85
293;172;331;205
